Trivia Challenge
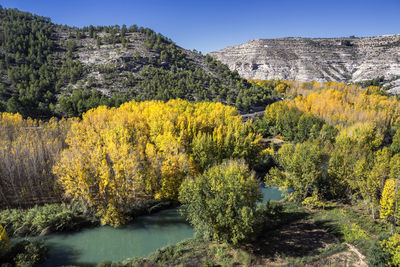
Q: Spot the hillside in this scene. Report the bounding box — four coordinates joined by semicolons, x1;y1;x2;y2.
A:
209;35;400;93
0;7;275;118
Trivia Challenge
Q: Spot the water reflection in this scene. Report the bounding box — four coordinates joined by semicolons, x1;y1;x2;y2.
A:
29;187;284;266
40;209;193;266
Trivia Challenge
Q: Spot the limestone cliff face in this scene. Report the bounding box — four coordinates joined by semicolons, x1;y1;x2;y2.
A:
209;35;400;93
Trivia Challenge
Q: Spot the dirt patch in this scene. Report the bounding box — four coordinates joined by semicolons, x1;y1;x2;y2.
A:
304;244;368;267
250;220;339;265
344;243;368;267
304;250;360;267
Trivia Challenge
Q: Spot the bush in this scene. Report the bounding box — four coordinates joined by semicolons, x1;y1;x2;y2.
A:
0;240;48;266
301;193;335;209
179;160;262;245
368;234;391;267
380;233;400;266
341;223;369;243
0;203;89;237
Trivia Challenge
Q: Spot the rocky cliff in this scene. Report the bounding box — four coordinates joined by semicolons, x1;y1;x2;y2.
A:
209;35;400;93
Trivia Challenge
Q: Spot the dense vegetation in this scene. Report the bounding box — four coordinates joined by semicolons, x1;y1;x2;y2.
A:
0;7;86;117
0;7;56;116
0;6;275;118
0;100;264;227
256;81;400;205
250;79;400;265
0;204;93;238
1;223;48;266
3;80;400;265
0;238;48;266
2;6;400;266
54;100;263;226
0;113;71;207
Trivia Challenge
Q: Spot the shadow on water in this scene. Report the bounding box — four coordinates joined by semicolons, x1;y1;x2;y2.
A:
122;209;188;229
27;187;285;266
40;208;194;266
42;242;96;267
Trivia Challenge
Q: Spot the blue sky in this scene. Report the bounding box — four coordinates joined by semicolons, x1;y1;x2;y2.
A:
2;0;400;53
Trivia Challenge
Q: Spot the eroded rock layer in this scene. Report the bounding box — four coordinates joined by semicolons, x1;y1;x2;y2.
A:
209;35;400;93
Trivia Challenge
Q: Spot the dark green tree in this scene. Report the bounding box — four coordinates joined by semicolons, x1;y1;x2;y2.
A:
179;160;262;244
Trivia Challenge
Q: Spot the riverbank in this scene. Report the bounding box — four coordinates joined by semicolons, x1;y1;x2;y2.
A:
104;201;391;266
0;199;175;238
2;192;393;266
0;187;284;266
0;200;179;266
2;188;278;239
0;203;94;238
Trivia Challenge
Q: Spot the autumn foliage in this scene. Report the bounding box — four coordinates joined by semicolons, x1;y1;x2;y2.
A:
0;224;9;255
256;80;400;227
0;113;71;207
252;80;400;129
52;99;263;226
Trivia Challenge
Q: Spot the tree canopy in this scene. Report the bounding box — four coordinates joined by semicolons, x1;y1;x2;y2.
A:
52;99;264;226
179;160;262;244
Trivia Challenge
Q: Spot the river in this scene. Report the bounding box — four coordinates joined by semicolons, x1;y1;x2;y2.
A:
23;187;284;266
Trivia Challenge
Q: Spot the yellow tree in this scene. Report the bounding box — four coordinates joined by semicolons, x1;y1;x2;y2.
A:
368;147;391;215
380;153;400;234
54;100;263;226
53;106;149;226
391;153;400;180
328;123;383;202
380;179;400;234
0;224;10;256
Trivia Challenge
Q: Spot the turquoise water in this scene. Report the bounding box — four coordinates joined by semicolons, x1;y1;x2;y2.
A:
260;186;286;202
20;187;284;266
41;208;193;266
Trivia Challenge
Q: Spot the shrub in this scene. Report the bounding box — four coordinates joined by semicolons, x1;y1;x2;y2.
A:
0;240;48;266
0;203;87;237
341;223;369;243
380;233;400;266
179;160;262;245
301;192;335;209
368;234;391;267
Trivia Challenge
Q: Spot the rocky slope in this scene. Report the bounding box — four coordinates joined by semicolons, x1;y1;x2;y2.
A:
209;35;400;93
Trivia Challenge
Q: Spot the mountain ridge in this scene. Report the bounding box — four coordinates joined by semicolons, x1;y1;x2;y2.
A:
0;7;274;118
209;34;400;93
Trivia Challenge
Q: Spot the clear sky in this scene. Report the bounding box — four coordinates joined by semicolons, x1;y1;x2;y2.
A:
2;0;400;53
